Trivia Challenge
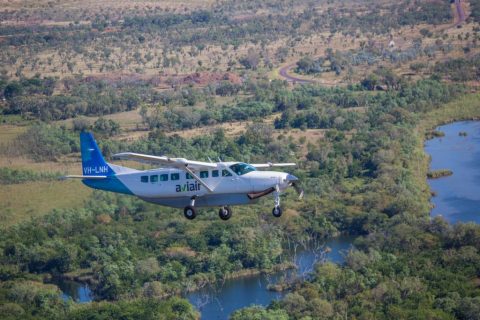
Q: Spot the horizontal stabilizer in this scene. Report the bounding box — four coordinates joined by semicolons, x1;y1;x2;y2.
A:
61;175;108;180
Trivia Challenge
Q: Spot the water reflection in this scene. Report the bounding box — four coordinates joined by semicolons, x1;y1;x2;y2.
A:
56;279;93;303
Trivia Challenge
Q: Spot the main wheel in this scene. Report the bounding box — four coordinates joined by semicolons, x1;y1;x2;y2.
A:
184;206;197;220
272;206;282;218
219;207;232;220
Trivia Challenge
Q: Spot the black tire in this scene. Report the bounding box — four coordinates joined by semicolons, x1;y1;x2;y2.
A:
184;206;196;220
219;207;232;220
272;206;282;218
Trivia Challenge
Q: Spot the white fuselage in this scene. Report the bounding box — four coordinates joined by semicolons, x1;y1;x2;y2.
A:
115;165;290;199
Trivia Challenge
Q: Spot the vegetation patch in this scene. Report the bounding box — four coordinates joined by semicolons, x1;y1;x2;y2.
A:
427;169;453;179
426;130;445;139
0;167;61;184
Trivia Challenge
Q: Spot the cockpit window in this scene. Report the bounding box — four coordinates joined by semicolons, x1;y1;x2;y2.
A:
229;163;256;176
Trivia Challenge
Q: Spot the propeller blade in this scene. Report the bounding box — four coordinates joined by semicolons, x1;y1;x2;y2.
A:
292;182;304;200
285;174;303;199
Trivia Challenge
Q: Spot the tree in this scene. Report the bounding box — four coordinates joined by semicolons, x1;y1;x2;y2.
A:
296;56;315;73
93;117;121;136
239;49;260;70
231;306;289;320
4;82;23;101
361;73;379;91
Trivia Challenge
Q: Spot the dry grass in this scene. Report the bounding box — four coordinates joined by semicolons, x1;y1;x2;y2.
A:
0;125;27;146
4;0;477;87
164;112;280;139
0;153;82;173
0;0;214;13
166;121;253;139
0;179;91;227
56;109;143;131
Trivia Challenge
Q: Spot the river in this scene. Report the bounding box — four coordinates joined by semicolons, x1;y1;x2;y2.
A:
187;236;353;319
57;236;354;319
425;121;480;223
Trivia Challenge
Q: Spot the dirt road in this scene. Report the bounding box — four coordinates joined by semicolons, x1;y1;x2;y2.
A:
278;63;316;84
454;0;466;25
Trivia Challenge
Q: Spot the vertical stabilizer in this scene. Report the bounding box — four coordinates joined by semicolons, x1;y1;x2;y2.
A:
80;132;115;176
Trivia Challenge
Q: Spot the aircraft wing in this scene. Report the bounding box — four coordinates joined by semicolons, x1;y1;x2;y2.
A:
252;162;296;168
113;152;217;170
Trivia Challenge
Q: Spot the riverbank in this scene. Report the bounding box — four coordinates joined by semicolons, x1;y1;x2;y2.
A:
54;261;297;303
415;93;480;214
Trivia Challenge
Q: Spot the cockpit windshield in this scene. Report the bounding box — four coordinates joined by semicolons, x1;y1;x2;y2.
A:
229;163;257;176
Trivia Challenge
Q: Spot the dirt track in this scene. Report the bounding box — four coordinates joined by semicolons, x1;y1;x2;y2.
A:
454;0;466;25
278;63;316;84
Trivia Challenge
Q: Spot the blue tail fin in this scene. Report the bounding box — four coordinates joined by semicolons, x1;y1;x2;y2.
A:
80;132;115;176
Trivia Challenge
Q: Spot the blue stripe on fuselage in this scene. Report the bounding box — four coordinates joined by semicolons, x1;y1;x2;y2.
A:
82;175;133;195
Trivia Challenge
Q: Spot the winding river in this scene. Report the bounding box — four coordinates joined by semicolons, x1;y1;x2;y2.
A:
425;121;480;224
58;236;354;319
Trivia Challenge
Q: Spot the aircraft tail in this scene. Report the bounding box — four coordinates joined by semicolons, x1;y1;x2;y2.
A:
80;132;116;176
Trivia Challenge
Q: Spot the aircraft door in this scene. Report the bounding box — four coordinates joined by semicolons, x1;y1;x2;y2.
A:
220;168;251;193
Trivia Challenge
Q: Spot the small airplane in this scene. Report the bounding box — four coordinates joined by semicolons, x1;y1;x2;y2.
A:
64;132;303;220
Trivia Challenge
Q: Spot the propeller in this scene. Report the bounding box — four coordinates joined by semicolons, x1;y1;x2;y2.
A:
286;174;304;200
292;182;304;200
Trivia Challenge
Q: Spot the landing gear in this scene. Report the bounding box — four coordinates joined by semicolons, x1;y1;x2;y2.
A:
184;197;197;220
272;187;282;218
272;206;282;217
184;206;196;220
219;206;232;220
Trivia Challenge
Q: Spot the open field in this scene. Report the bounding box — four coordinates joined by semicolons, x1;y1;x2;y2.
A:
57;109;144;131
0;124;27;146
0;0;216;18
2;0;475;86
0;179;91;227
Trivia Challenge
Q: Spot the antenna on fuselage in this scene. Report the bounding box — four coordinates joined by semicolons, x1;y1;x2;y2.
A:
217;157;222;163
207;157;213;163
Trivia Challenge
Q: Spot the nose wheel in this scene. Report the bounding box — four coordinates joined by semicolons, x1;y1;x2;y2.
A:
272;206;282;217
272;187;282;217
219;206;232;220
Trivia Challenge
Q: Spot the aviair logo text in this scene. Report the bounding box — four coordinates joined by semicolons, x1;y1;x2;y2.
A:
176;182;201;192
83;166;109;175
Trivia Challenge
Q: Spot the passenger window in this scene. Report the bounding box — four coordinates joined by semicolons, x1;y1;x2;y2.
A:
200;171;209;178
141;176;148;183
222;169;232;177
212;170;219;178
150;175;158;183
160;174;168;181
171;173;180;181
186;173;193;179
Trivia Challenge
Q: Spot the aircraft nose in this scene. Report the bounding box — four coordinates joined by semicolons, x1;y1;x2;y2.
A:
285;174;299;182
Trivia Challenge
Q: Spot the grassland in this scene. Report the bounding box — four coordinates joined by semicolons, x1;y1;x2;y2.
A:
0;179;91;227
0;124;26;146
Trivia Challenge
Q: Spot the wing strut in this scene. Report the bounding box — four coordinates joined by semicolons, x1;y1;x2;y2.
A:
183;165;214;193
